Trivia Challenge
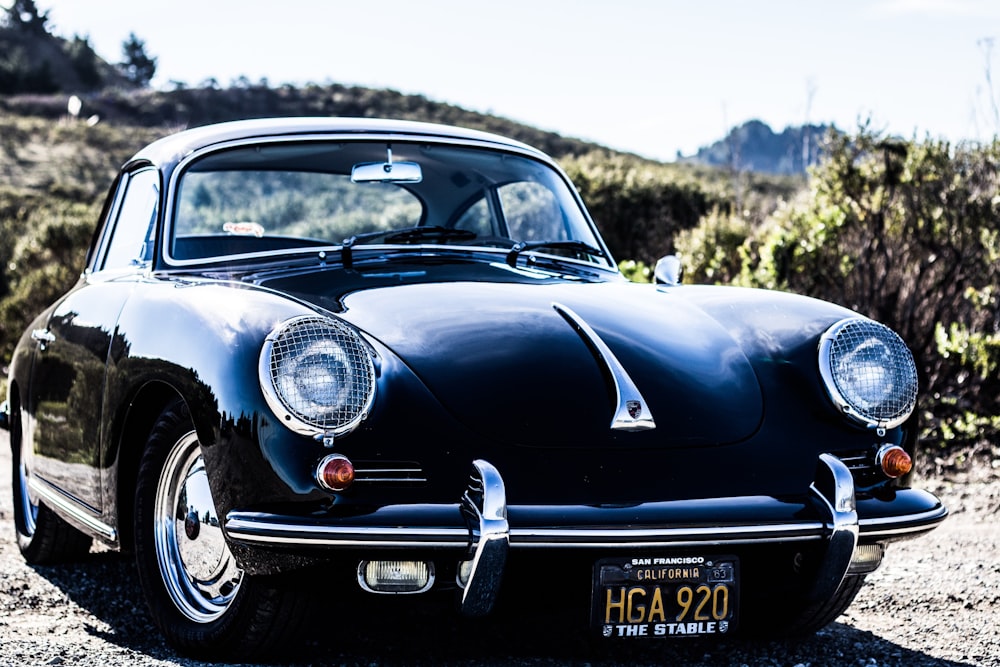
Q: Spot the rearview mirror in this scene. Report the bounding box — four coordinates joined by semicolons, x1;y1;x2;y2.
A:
351;145;422;183
351;161;423;183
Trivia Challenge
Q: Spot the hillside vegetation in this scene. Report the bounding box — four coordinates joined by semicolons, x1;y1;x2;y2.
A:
0;2;996;461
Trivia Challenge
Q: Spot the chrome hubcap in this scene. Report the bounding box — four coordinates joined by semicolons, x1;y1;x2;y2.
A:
154;431;243;623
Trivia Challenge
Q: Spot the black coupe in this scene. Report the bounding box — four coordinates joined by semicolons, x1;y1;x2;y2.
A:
1;118;946;659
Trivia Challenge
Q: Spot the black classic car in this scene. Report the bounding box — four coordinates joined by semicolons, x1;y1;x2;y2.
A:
2;118;946;659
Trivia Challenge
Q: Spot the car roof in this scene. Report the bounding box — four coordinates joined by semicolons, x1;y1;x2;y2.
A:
128;117;547;168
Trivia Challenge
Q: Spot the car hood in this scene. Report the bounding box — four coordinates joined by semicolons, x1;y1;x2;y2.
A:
261;266;779;449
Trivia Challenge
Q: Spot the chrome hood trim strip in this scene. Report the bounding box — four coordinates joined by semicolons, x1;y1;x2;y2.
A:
552;302;655;432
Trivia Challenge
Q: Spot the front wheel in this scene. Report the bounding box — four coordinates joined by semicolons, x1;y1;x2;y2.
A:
134;401;308;660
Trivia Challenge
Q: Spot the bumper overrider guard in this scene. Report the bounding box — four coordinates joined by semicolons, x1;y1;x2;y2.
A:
224;455;947;614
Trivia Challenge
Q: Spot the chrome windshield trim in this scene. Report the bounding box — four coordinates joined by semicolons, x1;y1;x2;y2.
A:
161;132;613;271
28;477;117;542
552;302;655;432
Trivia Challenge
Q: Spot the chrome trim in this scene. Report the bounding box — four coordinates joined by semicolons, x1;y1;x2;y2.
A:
552;303;655;432
225;515;470;548
859;506;949;537
507;523;826;548
224;514;830;550
28;477;117;542
808;453;859;602
223;505;949;550
458;460;509;616
353;466;428;484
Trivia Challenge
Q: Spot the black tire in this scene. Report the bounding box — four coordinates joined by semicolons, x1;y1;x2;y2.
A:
10;399;92;564
783;574;867;634
133;400;309;660
743;574;867;637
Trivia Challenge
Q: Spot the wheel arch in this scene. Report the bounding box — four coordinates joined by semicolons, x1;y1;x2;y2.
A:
112;380;189;553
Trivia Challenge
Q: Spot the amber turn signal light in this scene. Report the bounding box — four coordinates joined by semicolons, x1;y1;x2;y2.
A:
877;445;912;479
316;453;355;491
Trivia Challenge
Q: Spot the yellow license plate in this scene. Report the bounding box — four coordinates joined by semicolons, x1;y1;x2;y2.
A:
592;555;739;639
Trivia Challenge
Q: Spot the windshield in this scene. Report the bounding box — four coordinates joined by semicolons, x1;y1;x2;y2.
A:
168;141;611;268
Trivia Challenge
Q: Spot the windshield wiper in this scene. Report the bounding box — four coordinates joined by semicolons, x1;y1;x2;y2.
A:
340;225;478;267
505;240;606;267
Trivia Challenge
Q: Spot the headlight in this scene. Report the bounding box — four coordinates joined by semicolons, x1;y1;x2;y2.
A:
259;315;376;438
818;318;918;429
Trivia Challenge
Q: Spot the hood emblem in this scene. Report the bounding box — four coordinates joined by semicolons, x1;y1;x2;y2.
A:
552;302;655;433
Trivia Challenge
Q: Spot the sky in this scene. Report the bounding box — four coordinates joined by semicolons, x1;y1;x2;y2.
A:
11;0;1000;161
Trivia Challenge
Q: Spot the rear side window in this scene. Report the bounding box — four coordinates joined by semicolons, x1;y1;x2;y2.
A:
101;168;159;271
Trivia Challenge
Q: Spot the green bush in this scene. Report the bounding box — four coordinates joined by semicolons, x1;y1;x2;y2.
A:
618;259;653;283
563;152;720;265
674;207;756;286
0;189;98;362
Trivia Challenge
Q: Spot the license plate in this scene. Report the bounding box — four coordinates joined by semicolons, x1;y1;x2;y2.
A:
592;555;739;639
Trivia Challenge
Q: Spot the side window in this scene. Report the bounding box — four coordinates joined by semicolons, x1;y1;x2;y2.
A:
453;197;494;236
101;169;159;271
498;182;565;242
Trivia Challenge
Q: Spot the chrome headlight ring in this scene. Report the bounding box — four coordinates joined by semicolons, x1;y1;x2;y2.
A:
818;317;918;430
259;315;376;438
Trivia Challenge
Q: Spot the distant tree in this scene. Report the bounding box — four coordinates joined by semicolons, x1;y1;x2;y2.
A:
2;0;50;34
118;32;157;87
0;44;57;94
65;35;102;90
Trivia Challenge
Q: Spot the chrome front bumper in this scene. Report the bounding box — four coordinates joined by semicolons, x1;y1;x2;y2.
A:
225;455;948;615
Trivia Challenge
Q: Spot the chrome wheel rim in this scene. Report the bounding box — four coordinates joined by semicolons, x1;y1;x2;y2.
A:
154;431;243;623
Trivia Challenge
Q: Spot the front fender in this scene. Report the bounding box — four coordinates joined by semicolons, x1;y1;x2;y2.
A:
107;279;316;510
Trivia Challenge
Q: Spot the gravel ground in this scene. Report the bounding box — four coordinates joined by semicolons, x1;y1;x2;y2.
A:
1;433;997;667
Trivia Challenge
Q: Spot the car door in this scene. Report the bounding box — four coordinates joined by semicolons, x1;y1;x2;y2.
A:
26;167;159;519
